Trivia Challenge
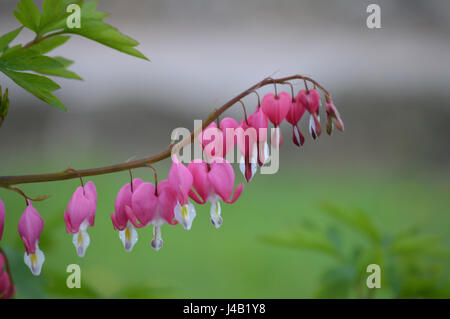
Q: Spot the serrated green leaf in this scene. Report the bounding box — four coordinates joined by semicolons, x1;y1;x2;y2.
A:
1;68;66;110
31;35;70;54
63;1;148;60
0;54;64;71
34;56;82;80
39;0;67;33
0;27;24;53
321;204;381;243
1;44;23;59
14;0;41;32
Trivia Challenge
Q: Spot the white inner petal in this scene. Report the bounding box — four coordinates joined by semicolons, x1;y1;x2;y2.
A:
309;114;316;136
174;202;197;231
263;141;270;164
24;242;45;276
73;228;90;258
294;126;301;145
119;221;138;252
210;200;223;229
239;155;246;178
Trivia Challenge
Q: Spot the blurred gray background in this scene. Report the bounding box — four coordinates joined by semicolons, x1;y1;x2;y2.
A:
0;0;449;174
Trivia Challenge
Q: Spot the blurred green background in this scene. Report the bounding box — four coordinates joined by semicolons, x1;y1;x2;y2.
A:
1;159;449;298
1;0;450;298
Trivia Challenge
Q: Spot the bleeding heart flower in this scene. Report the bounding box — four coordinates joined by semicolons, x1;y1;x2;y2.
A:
111;178;144;252
188;159;244;228
168;157;197;230
286;92;306;147
64;181;97;257
236;119;260;182
18;200;45;276
199;117;239;159
248;106;269;165
131;180;178;251
0;252;15;299
261;92;291;148
298;89;322;139
0;198;4;241
325;99;344;134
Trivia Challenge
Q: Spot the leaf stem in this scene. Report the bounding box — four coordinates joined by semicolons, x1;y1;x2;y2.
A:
22;31;66;50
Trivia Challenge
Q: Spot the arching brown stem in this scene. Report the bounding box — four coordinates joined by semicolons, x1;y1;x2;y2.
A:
0;75;331;189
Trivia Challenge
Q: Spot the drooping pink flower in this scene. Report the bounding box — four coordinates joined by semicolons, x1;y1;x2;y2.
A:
199;117;239;159
236;119;259;182
131;180;178;251
18;200;45;276
261;92;291;148
325;99;344;134
298;89;322;139
64;181;97;257
247;106;269;166
168;157;197;230
0;252;15;299
286;92;306;147
0;198;5;241
188;159;244;228
111;178;144;252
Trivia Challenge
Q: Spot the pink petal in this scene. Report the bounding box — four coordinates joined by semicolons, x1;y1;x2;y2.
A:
83;181;97;204
208;160;235;201
66;187;95;233
64;211;75;234
188;160;211;202
236;121;258;158
156;180;178;225
188;189;206;204
286;96;306;125
223;183;244;204
248;107;268;142
124;205;145;229
131;182;158;226
261;92;291;126
18;203;44;254
168;161;193;205
0;272;11;297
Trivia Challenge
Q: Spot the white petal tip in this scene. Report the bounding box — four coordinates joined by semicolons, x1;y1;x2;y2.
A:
119;224;138;252
151;238;163;251
24;244;45;276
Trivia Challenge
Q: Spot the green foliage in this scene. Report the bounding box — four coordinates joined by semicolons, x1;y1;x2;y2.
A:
263;204;450;298
262;221;343;260
0;87;10;126
0;0;148;123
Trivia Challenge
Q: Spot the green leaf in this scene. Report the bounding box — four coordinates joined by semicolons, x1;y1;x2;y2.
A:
1;44;23;59
14;0;41;33
34;56;82;80
0;27;24;53
262;224;343;260
1;68;66;110
63;1;148;60
0;53;64;71
39;0;68;34
314;265;355;298
0;86;10;127
321;204;381;243
31;35;70;54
